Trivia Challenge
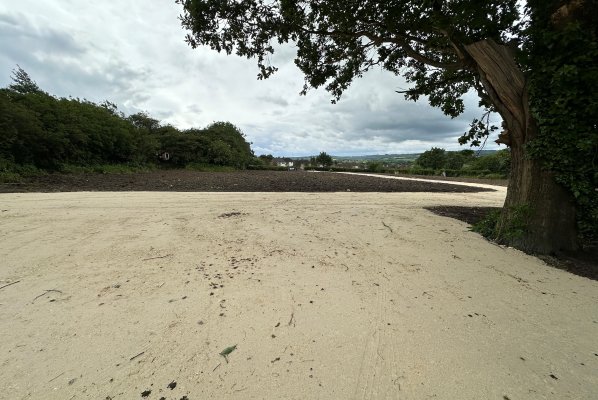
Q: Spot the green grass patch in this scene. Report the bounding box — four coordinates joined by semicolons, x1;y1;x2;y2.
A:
59;163;156;174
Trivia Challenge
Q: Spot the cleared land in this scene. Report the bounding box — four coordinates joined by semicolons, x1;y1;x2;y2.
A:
0;175;597;400
0;170;494;193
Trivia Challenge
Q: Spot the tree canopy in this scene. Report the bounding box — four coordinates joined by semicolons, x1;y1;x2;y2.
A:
178;0;519;112
315;151;333;167
1;67;254;171
416;147;446;170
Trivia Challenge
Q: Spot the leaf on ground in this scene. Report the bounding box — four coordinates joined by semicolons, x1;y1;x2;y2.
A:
220;345;237;357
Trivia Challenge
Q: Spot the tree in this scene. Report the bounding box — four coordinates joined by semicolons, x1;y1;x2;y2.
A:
8;65;41;94
416;147;446;170
259;154;274;163
465;150;511;175
178;0;597;253
128;112;161;133
315;151;333;167
203;121;254;167
444;150;475;170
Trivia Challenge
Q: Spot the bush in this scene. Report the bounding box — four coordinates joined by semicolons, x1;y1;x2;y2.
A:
408;167;436;175
472;209;501;238
483;173;507;180
59;163;154;174
366;162;383;172
0;172;22;183
247;165;289;171
472;204;532;242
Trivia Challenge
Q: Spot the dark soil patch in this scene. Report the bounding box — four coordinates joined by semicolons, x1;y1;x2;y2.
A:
0;170;494;193
424;205;500;226
426;205;598;281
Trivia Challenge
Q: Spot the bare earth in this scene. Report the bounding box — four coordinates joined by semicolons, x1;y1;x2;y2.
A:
1;185;597;399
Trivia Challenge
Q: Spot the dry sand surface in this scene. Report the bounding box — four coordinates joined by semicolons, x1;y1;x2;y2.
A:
1;187;597;399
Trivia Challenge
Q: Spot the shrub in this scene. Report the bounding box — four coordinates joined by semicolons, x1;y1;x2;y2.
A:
472;209;501;238
0;172;22;183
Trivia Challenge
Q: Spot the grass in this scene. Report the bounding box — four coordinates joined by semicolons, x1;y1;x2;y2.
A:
59;163;156;174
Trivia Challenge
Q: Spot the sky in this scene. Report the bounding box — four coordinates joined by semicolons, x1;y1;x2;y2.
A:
0;0;504;156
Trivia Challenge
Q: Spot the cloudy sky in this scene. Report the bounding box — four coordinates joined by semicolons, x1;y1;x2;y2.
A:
0;0;503;156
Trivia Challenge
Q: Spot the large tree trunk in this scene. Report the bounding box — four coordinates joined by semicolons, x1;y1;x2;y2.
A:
464;39;578;254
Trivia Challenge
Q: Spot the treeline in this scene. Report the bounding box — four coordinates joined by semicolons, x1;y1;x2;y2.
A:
304;149;510;179
0;67;254;174
412;147;510;178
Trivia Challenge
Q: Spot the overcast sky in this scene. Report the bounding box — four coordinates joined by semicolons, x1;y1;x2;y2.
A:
0;0;504;156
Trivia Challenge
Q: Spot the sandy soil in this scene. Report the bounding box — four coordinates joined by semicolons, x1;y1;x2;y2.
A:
1;189;597;400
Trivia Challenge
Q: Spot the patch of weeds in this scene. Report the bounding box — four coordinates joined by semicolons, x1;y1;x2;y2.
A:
60;163;155;174
0;171;22;183
472;204;532;242
471;209;501;238
500;204;533;241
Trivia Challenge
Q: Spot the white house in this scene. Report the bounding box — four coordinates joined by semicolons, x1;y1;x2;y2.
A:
273;158;294;167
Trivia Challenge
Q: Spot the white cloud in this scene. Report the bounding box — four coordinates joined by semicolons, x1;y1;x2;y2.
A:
0;1;504;156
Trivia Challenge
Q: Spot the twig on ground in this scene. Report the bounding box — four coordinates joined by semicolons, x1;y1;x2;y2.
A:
212;363;221;372
130;351;145;361
142;254;172;261
0;280;20;291
48;372;65;382
288;312;295;327
382;221;393;233
32;289;63;303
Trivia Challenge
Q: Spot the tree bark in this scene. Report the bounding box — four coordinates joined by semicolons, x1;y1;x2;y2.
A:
464;39;578;254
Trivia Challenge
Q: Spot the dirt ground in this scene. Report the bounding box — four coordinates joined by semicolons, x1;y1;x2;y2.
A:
0;170;494;193
1;179;597;400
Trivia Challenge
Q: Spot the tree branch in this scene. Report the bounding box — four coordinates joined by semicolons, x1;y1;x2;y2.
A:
300;27;463;69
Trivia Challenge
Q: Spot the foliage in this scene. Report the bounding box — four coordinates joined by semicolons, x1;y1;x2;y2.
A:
178;0;519;110
524;1;598;242
315;152;333;167
415;147;446;170
8;66;41;94
58;163;155;174
471;209;502;238
258;154;274;165
0;171;22;183
0;68;254;172
247;164;288;171
463;149;510;175
408;166;437;176
473;204;532;242
458;110;499;147
445;150;475;170
409;147;509;178
366;161;383;172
